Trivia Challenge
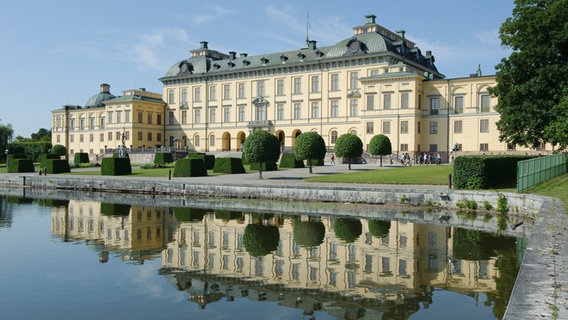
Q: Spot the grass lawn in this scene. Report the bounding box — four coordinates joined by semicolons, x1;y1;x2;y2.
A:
522;174;568;211
305;165;454;185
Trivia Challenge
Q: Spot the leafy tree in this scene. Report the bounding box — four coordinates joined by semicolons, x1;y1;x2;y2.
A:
243;130;280;179
31;128;51;142
368;220;391;238
51;144;67;156
368;134;392;166
334;133;363;170
0;121;14;163
489;0;568;151
294;132;327;174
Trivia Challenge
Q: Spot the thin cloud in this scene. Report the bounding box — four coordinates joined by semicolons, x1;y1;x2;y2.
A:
128;28;191;70
474;29;502;46
191;5;234;25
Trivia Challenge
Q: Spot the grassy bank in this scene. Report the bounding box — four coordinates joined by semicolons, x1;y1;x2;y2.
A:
523;174;568;211
305;165;453;185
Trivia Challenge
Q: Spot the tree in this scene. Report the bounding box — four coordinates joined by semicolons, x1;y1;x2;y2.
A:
31;128;51;142
488;0;568;151
294;132;327;174
0;121;14;163
51;144;67;156
334;133;363;170
333;218;362;243
243;224;280;257
368;134;392;166
293;220;325;247
243;130;281;179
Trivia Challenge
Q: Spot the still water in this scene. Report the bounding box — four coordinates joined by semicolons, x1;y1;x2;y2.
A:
0;192;525;320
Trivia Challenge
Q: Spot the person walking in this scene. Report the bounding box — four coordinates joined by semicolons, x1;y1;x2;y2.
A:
330;154;335;165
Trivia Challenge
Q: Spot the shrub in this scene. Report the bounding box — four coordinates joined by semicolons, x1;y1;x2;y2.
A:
293;221;325;247
45;159;71;174
73;152;90;167
453;155;535;189
9;141;51;162
279;153;305;168
213;157;246;174
368;220;391;238
368;134;392;166
243;224;280;257
241;152;249;165
7;154;34;173
333;218;362;243
187;153;215;169
497;193;509;214
100;203;131;216
309;158;324;166
40;154;60;168
483;201;493;211
154;152;174;167
173;158;207;177
334;134;363;170
249;161;278;171
51;144;67;156
101;157;132;176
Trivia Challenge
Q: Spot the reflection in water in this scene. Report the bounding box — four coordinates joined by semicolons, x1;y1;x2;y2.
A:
44;198;525;319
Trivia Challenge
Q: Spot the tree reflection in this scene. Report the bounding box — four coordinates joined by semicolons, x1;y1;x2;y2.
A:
334;218;362;243
293;220;325;247
368;220;390;238
243;224;280;257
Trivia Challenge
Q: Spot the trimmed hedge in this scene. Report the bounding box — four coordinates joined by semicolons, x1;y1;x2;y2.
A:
241;152;249;165
173;158;207;177
308;158;325;166
45;159;71;174
154;152;174;167
174;207;207;222
101;203;131;216
101;157;132;176
74;152;90;166
453;155;535;189
249;161;278;171
188;152;215;169
8;141;51;162
213;157;246;174
279;153;305;168
7;154;34;173
40;154;60;168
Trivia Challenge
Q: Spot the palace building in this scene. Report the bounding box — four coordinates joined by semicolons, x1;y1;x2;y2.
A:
52;14;552;162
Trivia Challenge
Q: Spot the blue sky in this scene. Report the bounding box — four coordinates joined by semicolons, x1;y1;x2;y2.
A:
0;0;515;138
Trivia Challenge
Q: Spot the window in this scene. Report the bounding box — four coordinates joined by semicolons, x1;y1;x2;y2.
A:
430;96;440;115
349;71;358;89
209;108;216;123
382;121;390;134
454;120;463;133
330;130;338;144
293;103;302;119
125;131;130;141
108;132;113;141
80;118;85;130
223;107;230;123
366;122;374;134
138;112;143;124
480;94;490;112
383;93;391;110
69;134;74;143
223;84;230;100
480;119;489;133
157;114;162;125
349;100;358;116
401;120;409;134
417;121;421;134
181;111;187;124
311;75;319;93
194;134;200;147
311;102;319;119
137;131;142;141
194;87;201;102
429;144;438;152
255;105;266;121
79;134;84;142
168;89;174;104
429;121;438;134
370;69;379;76
276;79;285;96
238;83;245;99
70;118;76;129
277;103;285;120
157;133;161;142
147;132;152;141
401;92;409;109
330;100;339;118
100;133;104;142
209;134;215;147
257;80;265;96
330;74;339;91
480;143;489;151
366;95;375;111
169;111;175;124
116;131;121;141
238;106;245;122
454;95;464;114
293;78;301;94
147;113;152;124
209;86;217;100
181;88;187;103
194;109;201;124
418;94;422;109
400;144;408;152
100;117;105;129
89;117;95;129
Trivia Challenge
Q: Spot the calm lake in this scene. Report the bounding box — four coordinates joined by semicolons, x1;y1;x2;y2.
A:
0;190;526;320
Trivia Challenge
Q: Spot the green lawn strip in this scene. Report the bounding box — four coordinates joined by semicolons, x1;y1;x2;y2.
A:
304;165;453;185
523;174;568;213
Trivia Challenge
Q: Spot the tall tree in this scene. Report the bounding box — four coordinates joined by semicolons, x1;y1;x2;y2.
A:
334;133;363;170
243;130;281;179
368;134;392;167
294;132;327;174
0;121;14;163
489;0;568;151
31;128;51;142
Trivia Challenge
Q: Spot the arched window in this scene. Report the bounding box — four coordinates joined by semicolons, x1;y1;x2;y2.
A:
350;130;358;136
209;134;215;147
194;134;200;147
331;130;338;144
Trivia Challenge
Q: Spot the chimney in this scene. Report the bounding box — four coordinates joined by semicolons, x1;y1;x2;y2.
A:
308;40;317;50
240;53;248;57
200;41;208;49
396;30;406;39
365;14;376;25
425;50;432;58
100;83;110;93
229;51;237;60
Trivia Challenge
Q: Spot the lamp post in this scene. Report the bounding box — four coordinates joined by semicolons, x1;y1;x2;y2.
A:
4;149;8;173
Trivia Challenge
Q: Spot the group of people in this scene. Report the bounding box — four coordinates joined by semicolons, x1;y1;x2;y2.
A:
392;152;442;166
